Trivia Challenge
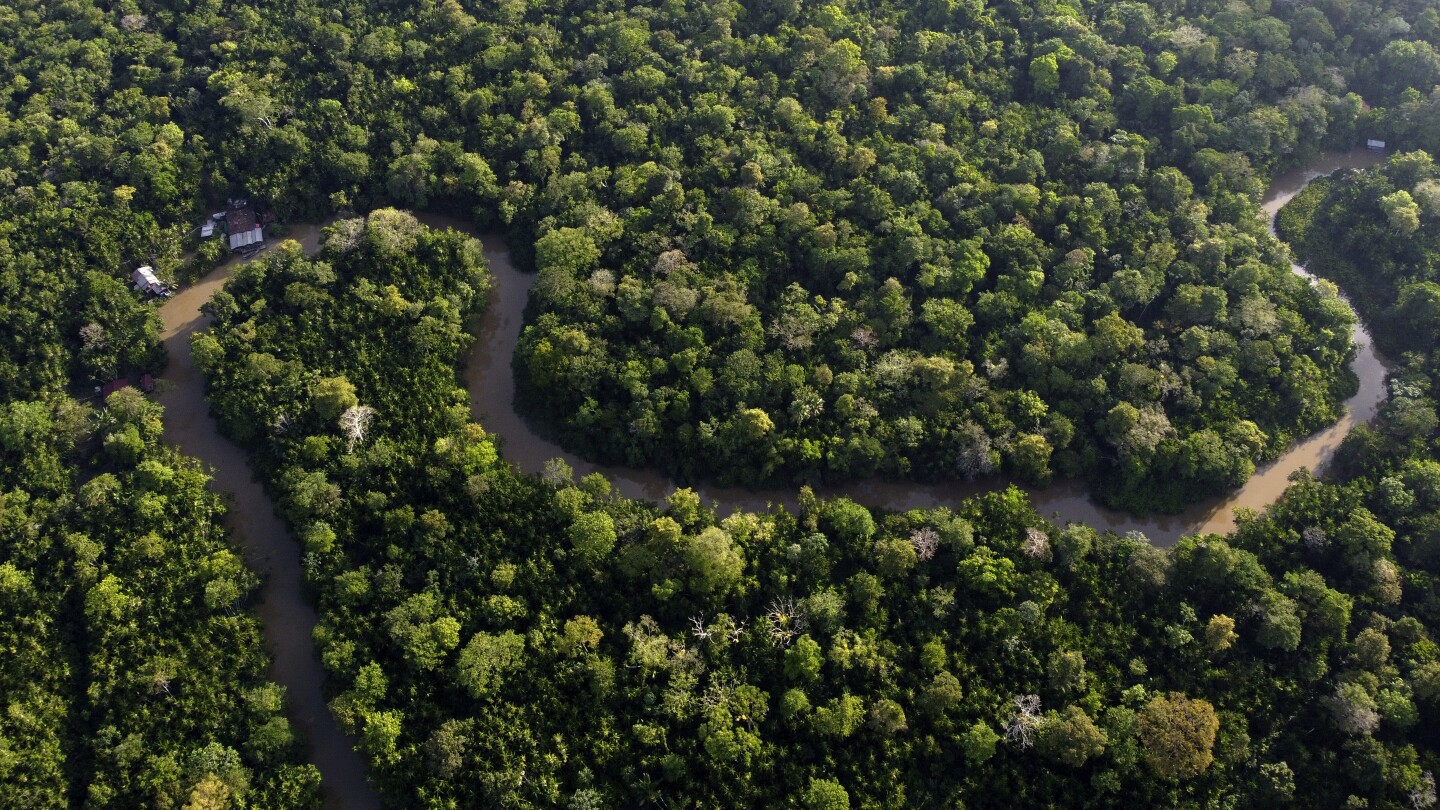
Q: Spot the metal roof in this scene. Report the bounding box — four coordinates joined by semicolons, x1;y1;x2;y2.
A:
132;266;166;293
229;226;264;250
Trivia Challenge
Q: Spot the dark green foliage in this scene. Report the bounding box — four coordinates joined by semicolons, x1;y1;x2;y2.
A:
156;0;1440;512
1279;151;1440;359
0;392;320;808
0;0;213;399
199;218;1439;809
3;0;1440;807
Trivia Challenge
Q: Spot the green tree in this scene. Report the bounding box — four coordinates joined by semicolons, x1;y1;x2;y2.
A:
312;376;359;420
1035;706;1107;766
683;527;744;596
1137;693;1219;779
456;631;525;699
568;511;618;563
961;721;1000;764
802;778;850;810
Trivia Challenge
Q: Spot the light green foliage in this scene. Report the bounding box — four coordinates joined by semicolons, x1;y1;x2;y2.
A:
568;511;618;563
813;695;866;739
386;593;462;671
1137;693;1220;779
535;227;601;277
961;721;1000;765
1035;706;1107;767
456;631;526;699
1381;190;1422;234
561;616;603;655
802;778;850;810
682;527;744;596
1205;615;1238;653
872;537;917;579
785;635;824;683
360;710;404;764
312;376;359;420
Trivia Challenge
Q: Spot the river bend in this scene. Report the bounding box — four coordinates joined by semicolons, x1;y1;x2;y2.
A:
149;150;1385;805
456;149;1388;546
156;225;381;810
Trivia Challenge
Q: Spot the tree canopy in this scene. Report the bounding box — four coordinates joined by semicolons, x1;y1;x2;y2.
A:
2;0;1440;807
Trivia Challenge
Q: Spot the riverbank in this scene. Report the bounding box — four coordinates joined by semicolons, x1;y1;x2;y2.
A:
141;151;1386;803
154;224;381;810
454;150;1388;546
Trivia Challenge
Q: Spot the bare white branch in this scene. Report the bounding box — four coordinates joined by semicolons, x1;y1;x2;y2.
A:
339;404;377;453
1004;694;1042;749
1023;527;1051;561
1413;771;1436;810
765;597;807;647
909;527;940;560
690;615;712;643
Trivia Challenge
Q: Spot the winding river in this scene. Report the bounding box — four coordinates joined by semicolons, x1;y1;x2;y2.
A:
459;149;1389;547
152;150;1384;804
156;224;381;810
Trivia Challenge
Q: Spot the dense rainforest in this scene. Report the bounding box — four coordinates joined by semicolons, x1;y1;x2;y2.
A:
1278;149;1440;361
0;390;321;807
2;0;1440;808
7;0;1440;509
197;213;1440;808
0;2;322;806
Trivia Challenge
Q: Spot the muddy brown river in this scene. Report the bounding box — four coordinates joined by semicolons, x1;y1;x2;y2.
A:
156;225;381;810
457;149;1388;546
153;151;1384;804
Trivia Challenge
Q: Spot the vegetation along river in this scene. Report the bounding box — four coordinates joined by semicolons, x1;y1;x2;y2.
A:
152;150;1382;803
156;224;382;810
457;148;1389;547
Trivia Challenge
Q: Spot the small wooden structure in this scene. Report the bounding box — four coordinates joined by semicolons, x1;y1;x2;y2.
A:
132;265;169;296
101;379;130;398
226;199;265;251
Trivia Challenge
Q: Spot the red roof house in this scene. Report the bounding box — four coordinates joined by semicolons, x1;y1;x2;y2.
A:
101;379;130;398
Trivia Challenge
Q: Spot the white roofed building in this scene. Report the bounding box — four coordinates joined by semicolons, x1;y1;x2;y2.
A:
229;225;264;250
132;266;166;295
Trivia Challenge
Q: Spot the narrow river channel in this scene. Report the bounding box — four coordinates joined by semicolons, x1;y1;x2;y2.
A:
155;225;382;810
456;149;1388;547
148;149;1385;806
